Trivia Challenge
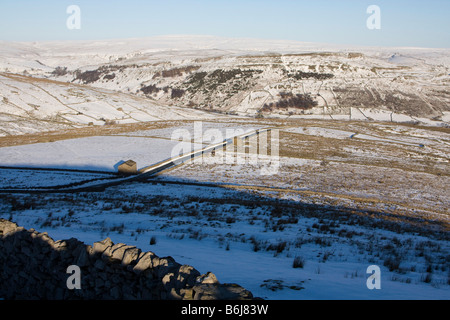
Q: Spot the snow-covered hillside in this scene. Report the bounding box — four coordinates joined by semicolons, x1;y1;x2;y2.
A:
0;71;223;136
1;36;449;130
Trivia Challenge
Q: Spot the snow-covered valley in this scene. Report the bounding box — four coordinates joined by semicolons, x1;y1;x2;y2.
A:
1;118;449;299
0;36;449;300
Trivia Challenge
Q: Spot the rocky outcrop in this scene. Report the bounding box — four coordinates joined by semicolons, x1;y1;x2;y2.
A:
0;219;254;300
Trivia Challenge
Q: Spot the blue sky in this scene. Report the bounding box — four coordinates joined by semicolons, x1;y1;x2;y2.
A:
0;0;449;48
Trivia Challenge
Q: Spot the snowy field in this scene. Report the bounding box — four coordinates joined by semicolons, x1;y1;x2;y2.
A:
0;135;203;173
0;168;115;189
2;177;448;300
0;119;448;300
118;121;268;143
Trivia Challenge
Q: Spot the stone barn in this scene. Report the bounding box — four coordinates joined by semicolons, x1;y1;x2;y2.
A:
118;160;137;174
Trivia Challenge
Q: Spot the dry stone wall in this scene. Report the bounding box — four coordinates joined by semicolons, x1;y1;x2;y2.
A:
0;219;254;300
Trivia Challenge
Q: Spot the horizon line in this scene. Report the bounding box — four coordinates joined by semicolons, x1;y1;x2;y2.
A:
1;34;449;51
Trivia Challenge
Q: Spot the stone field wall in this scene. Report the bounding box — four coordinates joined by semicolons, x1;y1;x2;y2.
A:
0;219;254;300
